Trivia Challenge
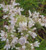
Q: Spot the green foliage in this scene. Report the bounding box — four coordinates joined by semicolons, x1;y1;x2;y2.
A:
35;22;42;29
0;0;11;4
16;0;46;16
0;39;6;49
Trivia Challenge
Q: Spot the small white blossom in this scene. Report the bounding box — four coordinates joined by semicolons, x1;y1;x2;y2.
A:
0;4;4;8
21;33;24;35
9;25;16;33
9;17;17;25
34;41;40;47
19;37;27;45
32;27;36;31
11;37;18;44
28;31;37;38
18;22;27;32
28;10;32;17
4;39;10;50
30;41;40;50
0;30;7;41
3;15;8;19
30;43;34;50
33;11;39;18
22;45;26;50
12;2;20;6
28;18;35;28
17;7;24;15
4;25;10;29
3;7;9;12
11;37;18;49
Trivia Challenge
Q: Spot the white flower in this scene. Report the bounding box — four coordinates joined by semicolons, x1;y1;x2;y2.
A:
9;7;17;15
11;35;14;38
38;18;41;23
11;37;18;49
3;15;8;19
22;45;26;50
40;15;44;18
16;46;26;50
18;22;27;32
12;2;20;6
4;39;10;50
4;25;10;29
16;47;21;50
21;33;24;35
0;30;7;41
17;7;24;15
28;18;35;28
0;0;42;50
34;41;40;47
38;17;46;27
25;34;29;38
30;43;34;50
22;45;26;49
9;17;17;25
9;25;16;33
40;23;45;26
0;30;5;36
32;27;36;31
11;0;19;5
3;6;9;12
33;11;39;18
28;10;32;17
28;31;37;38
0;4;4;8
45;23;46;27
8;17;17;33
19;37;27;45
11;37;18;44
4;25;16;33
30;41;40;50
4;44;10;50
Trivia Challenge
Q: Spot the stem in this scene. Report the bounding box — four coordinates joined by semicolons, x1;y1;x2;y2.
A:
42;27;46;34
37;34;44;40
36;31;44;41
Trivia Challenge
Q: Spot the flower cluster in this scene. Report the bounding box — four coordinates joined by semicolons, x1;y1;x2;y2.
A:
0;0;46;50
